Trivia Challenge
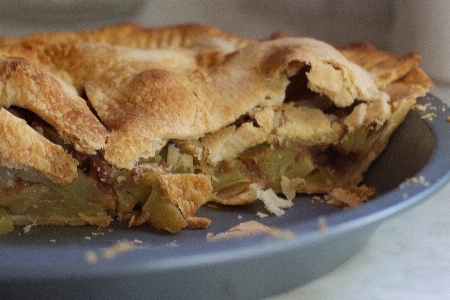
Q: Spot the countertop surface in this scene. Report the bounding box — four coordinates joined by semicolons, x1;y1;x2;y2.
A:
1;2;449;299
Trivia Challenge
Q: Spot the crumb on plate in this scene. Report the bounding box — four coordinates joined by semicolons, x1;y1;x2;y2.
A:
206;220;294;241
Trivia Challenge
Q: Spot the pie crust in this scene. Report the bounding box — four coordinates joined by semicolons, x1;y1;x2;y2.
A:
0;24;433;234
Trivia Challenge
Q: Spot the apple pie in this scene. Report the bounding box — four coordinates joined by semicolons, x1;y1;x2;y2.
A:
0;23;433;234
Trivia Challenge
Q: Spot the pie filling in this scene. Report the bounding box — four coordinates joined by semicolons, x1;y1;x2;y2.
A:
0;74;378;234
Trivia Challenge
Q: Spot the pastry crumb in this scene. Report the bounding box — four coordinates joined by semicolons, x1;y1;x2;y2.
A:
311;195;322;203
206;220;294;241
409;175;430;187
256;188;293;216
83;240;141;264
256;211;269;219
420;112;436;121
128;214;136;227
22;225;32;233
317;216;328;231
414;103;429;111
101;240;139;260
91;232;105;236
166;241;178;247
326;185;374;208
84;250;98;264
22;222;37;233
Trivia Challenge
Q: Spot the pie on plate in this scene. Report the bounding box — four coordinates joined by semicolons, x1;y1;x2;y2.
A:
0;23;433;234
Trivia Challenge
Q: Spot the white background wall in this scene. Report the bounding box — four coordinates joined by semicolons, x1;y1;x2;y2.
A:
0;0;448;82
0;0;393;48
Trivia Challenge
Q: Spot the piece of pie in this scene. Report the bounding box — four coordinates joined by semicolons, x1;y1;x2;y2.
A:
0;23;433;234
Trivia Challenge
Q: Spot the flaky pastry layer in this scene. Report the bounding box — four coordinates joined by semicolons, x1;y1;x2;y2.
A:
0;23;433;234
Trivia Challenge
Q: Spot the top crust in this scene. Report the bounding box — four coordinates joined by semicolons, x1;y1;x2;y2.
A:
0;56;109;154
1;23;252;52
255;38;389;106
0;23;432;185
0;108;78;185
86;37;390;169
338;42;427;90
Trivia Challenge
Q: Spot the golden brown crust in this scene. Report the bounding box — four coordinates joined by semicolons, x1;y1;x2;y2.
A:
0;56;108;154
0;23;252;80
85;44;289;168
327;42;433;190
338;42;430;90
0;24;397;172
0;23;433;233
255;38;389;105
86;37;391;169
158;173;212;229
1;23;252;52
0;24;253;170
0;108;78;185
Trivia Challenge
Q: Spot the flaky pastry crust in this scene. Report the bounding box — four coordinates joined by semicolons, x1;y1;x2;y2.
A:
0;108;78;185
0;23;433;234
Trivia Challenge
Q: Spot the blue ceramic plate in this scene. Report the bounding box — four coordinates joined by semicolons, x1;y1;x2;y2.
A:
1;94;449;300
